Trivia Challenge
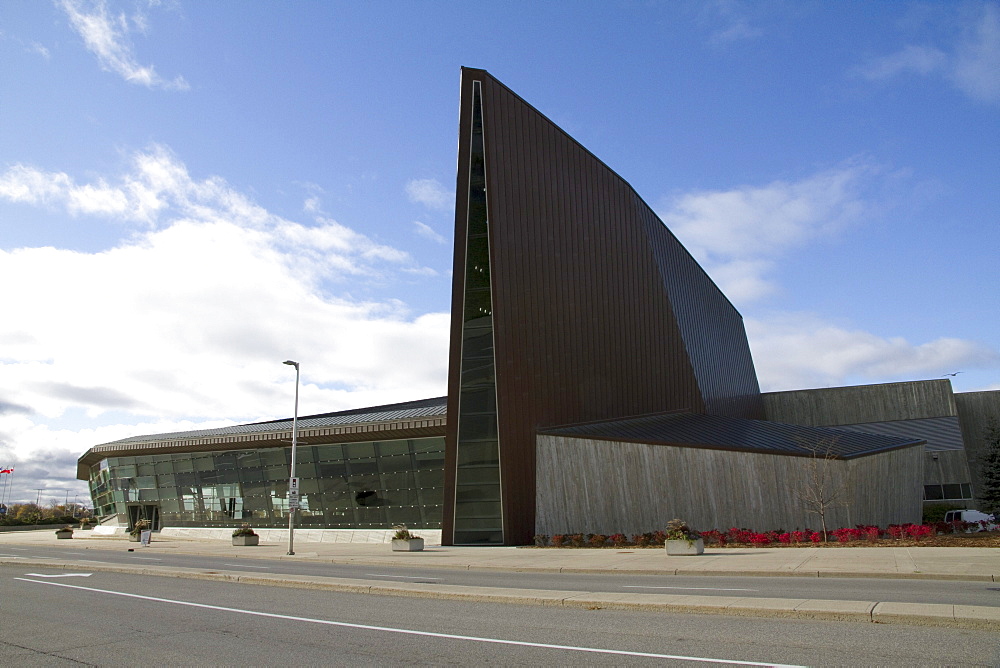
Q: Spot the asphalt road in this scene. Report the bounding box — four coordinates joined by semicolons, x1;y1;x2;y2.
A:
2;543;999;607
2;563;998;667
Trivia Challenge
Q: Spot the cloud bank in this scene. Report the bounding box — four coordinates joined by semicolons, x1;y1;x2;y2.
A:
0;145;449;502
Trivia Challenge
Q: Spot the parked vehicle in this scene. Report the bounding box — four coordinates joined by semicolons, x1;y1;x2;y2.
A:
943;509;998;531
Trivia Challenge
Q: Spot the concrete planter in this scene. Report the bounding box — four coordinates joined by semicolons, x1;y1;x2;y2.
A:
55;531;73;539
665;538;704;555
128;534;141;542
232;534;259;546
391;538;424;551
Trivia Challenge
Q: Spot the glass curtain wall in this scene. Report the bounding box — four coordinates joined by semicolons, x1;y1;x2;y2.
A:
88;437;445;528
453;80;504;545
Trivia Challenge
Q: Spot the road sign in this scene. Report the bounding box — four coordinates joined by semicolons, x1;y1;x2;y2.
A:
288;489;300;509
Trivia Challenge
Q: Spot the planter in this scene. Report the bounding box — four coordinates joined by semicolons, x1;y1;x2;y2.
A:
128;534;141;542
665;538;704;555
55;532;73;539
232;534;259;546
391;538;424;552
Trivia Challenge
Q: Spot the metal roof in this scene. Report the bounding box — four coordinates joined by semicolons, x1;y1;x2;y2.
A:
96;396;447;446
538;411;925;459
832;416;964;452
76;397;448;480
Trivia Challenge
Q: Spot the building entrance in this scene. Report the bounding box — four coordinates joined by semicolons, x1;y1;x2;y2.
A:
127;504;160;531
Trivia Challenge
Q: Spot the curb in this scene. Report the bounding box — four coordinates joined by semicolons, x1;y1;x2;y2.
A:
4;557;998;630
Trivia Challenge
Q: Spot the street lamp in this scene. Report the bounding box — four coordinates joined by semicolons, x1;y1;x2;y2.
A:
283;359;300;555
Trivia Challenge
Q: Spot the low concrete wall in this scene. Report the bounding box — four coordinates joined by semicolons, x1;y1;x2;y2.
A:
159;527;443;545
0;524;79;533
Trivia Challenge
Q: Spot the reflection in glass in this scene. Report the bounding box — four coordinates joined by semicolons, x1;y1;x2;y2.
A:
88;436;445;529
453;80;503;545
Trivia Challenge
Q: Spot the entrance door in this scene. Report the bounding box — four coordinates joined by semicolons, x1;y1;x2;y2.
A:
127;504;160;531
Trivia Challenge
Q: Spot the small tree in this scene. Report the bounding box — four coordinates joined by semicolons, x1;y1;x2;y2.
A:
978;419;1000;516
795;437;848;542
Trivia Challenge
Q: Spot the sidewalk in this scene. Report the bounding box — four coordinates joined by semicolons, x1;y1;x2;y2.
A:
3;530;999;629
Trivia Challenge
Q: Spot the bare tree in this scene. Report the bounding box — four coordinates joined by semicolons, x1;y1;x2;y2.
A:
794;437;849;542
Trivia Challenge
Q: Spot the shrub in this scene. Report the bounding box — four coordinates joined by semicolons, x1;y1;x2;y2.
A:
633;533;652;547
551;534;566;547
887;524;907;539
533;534;549;547
862;525;881;542
700;530;727;546
589;534;608;547
609;533;629;547
905;524;933;541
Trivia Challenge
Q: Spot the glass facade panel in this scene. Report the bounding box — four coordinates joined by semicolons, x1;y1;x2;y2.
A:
87;436;445;529
452;80;503;545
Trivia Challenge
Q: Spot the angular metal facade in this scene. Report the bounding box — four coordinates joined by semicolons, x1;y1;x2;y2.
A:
444;68;763;545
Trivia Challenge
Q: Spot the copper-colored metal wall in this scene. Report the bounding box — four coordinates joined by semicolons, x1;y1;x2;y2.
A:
445;68;763;545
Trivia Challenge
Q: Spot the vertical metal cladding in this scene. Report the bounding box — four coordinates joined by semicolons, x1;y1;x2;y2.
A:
445;68;764;545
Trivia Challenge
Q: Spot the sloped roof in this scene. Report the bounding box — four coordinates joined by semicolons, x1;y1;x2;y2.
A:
98;396;448;446
76;396;448;480
538;410;924;459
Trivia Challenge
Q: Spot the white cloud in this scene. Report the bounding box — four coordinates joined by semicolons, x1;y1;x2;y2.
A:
658;166;999;394
951;2;1000;102
59;0;189;91
701;0;763;46
405;178;452;210
748;313;1000;392
863;44;949;78
30;41;51;59
660;164;873;302
413;220;447;244
0;146;450;502
860;3;1000;104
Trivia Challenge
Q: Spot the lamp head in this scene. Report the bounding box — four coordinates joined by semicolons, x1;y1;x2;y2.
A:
283;360;299;369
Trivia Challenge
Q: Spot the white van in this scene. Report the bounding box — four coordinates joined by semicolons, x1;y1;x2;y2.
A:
943;509;998;531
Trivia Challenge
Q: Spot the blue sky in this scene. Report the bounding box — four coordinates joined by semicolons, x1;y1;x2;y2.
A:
1;1;998;506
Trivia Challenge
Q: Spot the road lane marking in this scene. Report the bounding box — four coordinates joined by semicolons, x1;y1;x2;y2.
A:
24;573;92;578
624;586;757;591
223;564;271;569
14;577;802;667
365;574;441;580
130;557;162;561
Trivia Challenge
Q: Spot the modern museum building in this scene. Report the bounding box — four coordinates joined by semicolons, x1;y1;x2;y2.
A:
78;69;1000;546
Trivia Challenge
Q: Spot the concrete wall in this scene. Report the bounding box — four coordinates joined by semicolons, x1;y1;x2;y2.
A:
535;435;922;535
765;380;982;509
762;380;957;426
955;391;1000;509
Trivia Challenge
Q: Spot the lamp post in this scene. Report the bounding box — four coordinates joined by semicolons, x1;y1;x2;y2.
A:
283;360;300;555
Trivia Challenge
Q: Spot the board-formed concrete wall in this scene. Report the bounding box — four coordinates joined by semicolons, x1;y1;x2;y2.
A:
955;391;1000;509
762;380;957;426
535;435;923;536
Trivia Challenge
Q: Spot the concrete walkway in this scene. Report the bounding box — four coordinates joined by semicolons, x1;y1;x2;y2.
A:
3;530;999;629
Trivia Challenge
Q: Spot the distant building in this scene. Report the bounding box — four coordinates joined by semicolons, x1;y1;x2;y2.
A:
78;69;1000;544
